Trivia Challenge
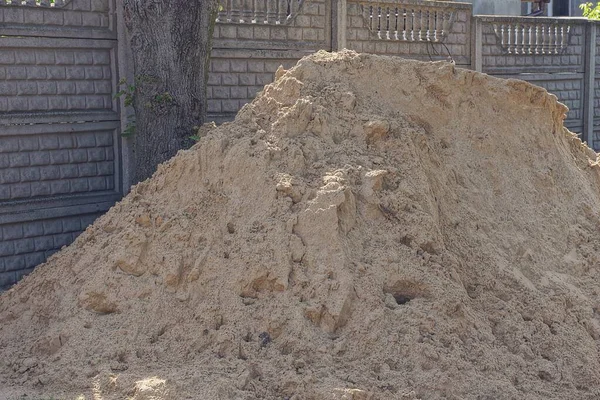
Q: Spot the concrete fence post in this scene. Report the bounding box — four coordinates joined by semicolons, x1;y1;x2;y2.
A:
583;21;596;146
334;0;347;50
471;16;482;72
116;3;135;195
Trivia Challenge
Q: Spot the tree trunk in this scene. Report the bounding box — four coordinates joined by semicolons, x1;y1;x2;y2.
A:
123;0;219;183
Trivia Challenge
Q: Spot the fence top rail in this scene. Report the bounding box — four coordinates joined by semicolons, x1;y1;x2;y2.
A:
0;0;72;8
475;16;588;24
348;0;472;10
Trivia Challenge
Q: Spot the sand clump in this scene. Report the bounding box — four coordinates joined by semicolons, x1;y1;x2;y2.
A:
1;50;600;399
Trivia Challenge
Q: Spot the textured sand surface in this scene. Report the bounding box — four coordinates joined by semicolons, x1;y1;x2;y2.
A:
1;51;600;400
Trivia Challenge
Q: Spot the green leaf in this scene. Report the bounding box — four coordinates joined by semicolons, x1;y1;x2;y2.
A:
581;2;600;20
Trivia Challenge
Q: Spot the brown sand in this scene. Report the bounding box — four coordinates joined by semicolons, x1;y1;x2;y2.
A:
1;50;600;400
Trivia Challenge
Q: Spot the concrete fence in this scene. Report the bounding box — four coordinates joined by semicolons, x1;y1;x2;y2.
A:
2;0;600;289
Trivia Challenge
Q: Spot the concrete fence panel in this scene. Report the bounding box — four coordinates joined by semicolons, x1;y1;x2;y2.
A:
0;0;120;289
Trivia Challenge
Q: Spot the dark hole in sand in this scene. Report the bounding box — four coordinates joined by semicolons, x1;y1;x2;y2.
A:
393;294;412;305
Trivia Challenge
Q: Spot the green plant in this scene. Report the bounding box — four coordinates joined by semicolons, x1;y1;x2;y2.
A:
189;125;204;142
114;80;136;137
189;122;217;142
114;75;178;137
121;116;136;138
581;2;600;19
114;77;135;107
144;92;175;111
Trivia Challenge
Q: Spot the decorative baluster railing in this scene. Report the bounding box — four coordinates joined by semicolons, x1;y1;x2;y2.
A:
253;0;266;24
276;0;287;24
395;8;402;40
492;19;571;55
264;0;276;24
232;0;239;22
513;24;520;54
399;8;403;40
373;6;379;37
384;7;391;40
404;8;411;40
408;9;416;41
358;1;457;43
542;24;548;54
240;0;252;23
518;25;525;54
378;6;384;39
507;23;513;53
416;7;423;41
560;25;569;52
378;6;382;35
443;11;451;38
390;7;396;40
427;10;434;41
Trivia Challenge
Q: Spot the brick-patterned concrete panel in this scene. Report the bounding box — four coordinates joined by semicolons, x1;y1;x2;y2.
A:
593;78;600;119
0;212;103;290
595;27;600;72
345;2;472;66
593;125;600;151
0;128;116;201
0;43;114;114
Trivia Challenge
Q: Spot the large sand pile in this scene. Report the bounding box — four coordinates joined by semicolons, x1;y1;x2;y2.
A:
1;50;600;400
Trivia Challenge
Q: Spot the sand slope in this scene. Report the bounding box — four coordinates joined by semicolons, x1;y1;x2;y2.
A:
1;50;600;400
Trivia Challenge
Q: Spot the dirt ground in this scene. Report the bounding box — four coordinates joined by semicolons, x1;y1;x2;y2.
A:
1;51;600;400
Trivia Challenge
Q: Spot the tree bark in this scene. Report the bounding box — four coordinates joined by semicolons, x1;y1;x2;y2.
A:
123;0;219;183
